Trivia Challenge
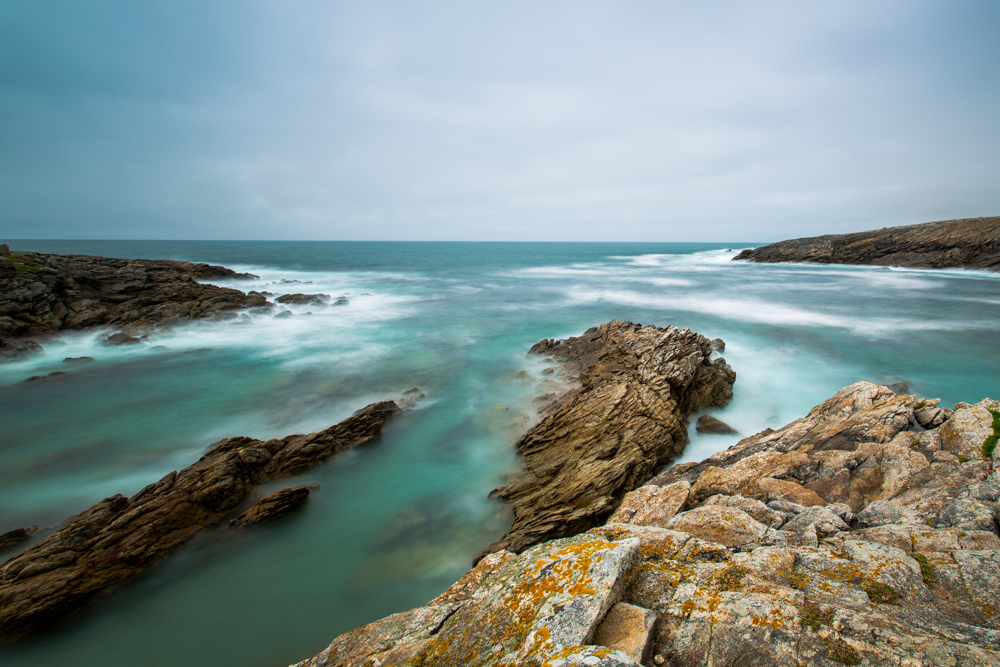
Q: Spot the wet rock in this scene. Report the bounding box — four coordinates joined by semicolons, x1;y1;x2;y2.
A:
62;356;94;364
398;387;426;410
732;216;1000;270
888;380;911;395
0;251;264;340
695;415;738;435
333;297;349;306
482;321;735;556
275;293;330;306
0;527;36;553
275;310;293;318
0;401;399;644
103;332;142;346
229;484;319;527
710;338;725;352
0;337;42;362
24;371;67;382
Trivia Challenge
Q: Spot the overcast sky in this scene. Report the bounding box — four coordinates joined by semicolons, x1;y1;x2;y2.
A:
2;1;998;242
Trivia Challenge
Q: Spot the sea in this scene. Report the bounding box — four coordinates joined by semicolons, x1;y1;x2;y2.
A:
1;240;998;667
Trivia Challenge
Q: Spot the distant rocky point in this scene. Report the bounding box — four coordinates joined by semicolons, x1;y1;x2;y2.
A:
0;246;267;361
733;216;1000;270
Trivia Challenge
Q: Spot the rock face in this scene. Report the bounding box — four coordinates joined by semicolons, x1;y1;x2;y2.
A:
733;216;1000;270
0;401;399;644
295;382;1000;667
0;248;266;341
483;321;736;556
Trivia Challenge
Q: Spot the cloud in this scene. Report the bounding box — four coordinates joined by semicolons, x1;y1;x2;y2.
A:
1;0;998;241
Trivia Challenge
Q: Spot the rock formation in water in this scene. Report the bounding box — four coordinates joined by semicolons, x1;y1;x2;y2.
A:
733;216;1000;270
482;321;736;556
0;247;267;358
294;382;1000;667
0;401;400;644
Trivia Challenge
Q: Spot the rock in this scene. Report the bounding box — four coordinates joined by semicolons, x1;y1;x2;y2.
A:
103;332;142;346
854;500;926;528
695;415;738;435
0;400;400;644
333;297;349;306
482;322;735;556
780;506;849;537
591;602;655;663
0;337;42;362
703;494;787;528
0;244;9;254
275;310;293;318
732;216;1000;270
0;527;36;553
0;250;264;340
915;406;952;429
942;499;998;533
757;477;827;506
229;484;319;527
24;371;67;382
607;482;690;527
665;506;772;549
710;338;725;352
275;293;330;306
888;380;911;395
62;356;94;364
398;387;426;410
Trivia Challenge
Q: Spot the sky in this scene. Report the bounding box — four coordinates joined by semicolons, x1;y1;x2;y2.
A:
1;1;999;242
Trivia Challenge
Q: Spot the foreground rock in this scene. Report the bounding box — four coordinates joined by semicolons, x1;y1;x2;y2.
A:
0;401;400;644
297;382;1000;666
734;216;1000;270
0;248;266;347
483;321;735;556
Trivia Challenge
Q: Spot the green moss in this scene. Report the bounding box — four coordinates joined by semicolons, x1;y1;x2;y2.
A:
982;408;1000;459
824;636;860;665
715;564;748;591
912;553;937;588
958;455;970;463
862;579;902;605
799;601;834;631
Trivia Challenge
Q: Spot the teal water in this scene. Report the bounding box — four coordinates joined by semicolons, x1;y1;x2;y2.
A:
2;240;999;667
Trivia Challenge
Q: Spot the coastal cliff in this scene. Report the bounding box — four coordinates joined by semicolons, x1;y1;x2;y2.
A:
0;246;266;359
295;383;1000;667
733;216;1000;270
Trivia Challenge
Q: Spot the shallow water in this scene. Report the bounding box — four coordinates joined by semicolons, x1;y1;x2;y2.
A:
2;240;998;666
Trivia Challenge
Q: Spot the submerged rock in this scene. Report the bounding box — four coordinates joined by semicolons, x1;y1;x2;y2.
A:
0;527;36;554
103;332;142;346
229;484;319;527
0;401;400;644
275;293;330;306
733;216;1000;270
297;382;1000;667
482;321;735;556
0;337;42;362
695;414;738;435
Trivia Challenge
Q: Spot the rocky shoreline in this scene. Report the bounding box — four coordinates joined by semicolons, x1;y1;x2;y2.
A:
0;245;266;360
0;400;403;644
294;381;1000;666
733;216;1000;270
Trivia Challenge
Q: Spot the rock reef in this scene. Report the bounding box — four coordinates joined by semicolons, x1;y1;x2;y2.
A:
0;401;400;644
483;321;735;556
296;382;1000;667
0;248;266;356
733;216;1000;270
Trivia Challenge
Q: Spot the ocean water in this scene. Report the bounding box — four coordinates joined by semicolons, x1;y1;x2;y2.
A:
1;240;999;667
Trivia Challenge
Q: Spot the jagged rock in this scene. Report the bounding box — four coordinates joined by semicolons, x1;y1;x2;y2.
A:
733;216;1000;270
103;332;142;346
0;250;263;340
703;494;787;528
0;401;399;644
229;484;319;527
695;414;738;435
296;382;1000;667
482;321;735;556
0;337;42;362
275;293;330;305
916;406;953;429
0;527;36;553
710;338;725;352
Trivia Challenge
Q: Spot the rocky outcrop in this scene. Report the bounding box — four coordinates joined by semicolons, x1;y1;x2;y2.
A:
0;248;266;343
733;216;1000;270
0;401;400;644
483;321;736;556
296;382;1000;667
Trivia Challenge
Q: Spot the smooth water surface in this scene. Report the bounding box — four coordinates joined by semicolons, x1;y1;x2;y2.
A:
2;240;999;666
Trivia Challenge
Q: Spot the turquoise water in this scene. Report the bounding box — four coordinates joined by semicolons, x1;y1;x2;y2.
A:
1;240;999;667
